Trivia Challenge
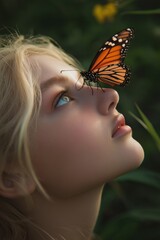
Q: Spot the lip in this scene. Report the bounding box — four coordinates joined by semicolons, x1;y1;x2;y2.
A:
112;114;132;138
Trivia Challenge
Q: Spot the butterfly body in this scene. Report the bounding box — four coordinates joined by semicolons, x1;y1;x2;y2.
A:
81;28;134;87
81;71;99;83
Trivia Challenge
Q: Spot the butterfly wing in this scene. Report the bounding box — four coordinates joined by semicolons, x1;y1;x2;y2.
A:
85;28;133;87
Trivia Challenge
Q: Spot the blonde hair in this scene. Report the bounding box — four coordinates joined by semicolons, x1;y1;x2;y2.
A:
0;33;81;239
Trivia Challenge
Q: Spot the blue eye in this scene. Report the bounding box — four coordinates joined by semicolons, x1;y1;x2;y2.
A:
55;94;71;108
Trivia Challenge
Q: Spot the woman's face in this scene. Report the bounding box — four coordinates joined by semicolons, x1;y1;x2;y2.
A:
30;55;144;198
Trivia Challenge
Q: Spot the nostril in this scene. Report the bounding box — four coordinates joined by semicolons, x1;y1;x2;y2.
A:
105;90;119;114
108;101;115;112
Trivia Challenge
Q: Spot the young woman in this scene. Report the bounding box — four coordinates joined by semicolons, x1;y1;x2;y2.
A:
0;34;144;240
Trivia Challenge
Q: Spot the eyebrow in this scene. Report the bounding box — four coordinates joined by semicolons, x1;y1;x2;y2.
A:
40;76;66;93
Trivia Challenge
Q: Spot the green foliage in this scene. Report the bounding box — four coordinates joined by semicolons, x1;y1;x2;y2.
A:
123;8;160;15
130;105;160;151
0;0;160;239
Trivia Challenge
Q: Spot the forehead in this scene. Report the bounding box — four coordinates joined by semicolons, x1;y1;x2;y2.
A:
30;55;77;84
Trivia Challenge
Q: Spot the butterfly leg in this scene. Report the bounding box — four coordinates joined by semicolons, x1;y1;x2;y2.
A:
96;81;105;92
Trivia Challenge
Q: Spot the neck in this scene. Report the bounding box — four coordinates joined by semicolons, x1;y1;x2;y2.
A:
27;186;103;240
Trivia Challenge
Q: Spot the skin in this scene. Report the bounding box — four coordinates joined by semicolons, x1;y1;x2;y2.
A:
30;55;144;199
3;55;144;240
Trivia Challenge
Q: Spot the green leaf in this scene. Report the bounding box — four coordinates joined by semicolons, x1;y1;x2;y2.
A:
130;208;160;221
117;169;160;190
130;105;160;151
122;8;160;15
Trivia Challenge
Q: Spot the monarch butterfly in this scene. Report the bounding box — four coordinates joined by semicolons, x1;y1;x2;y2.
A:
81;28;134;88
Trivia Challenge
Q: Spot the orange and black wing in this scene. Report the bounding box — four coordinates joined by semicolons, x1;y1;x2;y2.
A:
81;28;134;87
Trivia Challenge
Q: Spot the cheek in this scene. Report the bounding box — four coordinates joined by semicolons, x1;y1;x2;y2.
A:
30;112;144;198
30;115;111;198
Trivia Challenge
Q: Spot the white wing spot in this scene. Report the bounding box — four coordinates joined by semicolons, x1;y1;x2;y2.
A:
112;36;117;41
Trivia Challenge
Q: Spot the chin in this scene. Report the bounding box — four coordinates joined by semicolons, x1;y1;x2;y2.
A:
127;137;144;169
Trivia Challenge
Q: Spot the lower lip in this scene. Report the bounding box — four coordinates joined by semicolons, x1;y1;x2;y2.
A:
112;125;132;138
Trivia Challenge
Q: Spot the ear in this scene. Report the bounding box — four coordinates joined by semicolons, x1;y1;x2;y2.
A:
0;170;36;199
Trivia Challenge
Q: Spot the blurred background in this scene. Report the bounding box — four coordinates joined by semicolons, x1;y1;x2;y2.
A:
0;0;160;239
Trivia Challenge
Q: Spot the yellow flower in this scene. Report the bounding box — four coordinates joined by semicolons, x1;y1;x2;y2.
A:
104;3;117;20
93;4;106;23
93;2;118;23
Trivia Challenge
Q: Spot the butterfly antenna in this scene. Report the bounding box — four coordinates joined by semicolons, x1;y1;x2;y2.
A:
60;69;80;74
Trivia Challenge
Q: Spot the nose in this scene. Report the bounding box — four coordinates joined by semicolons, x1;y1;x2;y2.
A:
90;87;119;115
96;88;119;115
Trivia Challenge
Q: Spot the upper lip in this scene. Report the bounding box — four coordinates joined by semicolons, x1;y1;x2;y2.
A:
112;114;125;137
